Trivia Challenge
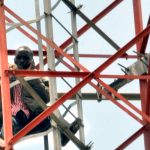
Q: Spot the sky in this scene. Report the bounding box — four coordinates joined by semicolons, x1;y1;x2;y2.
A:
3;0;150;150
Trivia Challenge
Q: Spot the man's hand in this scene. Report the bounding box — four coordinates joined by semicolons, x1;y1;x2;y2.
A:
9;64;17;70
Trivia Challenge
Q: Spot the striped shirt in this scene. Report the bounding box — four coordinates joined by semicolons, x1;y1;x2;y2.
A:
11;84;30;117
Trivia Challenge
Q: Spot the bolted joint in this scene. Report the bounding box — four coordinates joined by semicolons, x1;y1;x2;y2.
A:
4;70;9;76
4;70;16;77
44;12;51;17
145;123;150;131
44;12;49;16
8;140;13;149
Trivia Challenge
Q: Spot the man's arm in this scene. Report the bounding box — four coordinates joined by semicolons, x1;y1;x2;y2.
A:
27;79;50;104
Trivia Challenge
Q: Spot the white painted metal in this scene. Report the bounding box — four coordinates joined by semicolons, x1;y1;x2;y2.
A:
43;0;62;149
70;0;85;144
35;0;44;70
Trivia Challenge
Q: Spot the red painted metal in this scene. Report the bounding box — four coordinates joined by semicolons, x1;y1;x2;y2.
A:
143;52;150;150
0;1;13;149
7;49;138;59
140;16;150;54
143;67;150;150
133;0;143;51
6;70;150;80
145;51;150;115
4;1;126;72
5;0;123;70
92;25;150;74
4;2;150;141
97;78;150;123
6;70;89;78
5;16;47;51
40;0;124;67
10;75;145;145
59;59;75;71
4;5;149;142
6;69;150;125
133;1;150;150
5;16;75;71
0;1;150;149
6;1;147;76
8;26;150;145
4;5;150;76
7;49;47;56
4;6;89;72
115;125;146;150
142;47;150;150
60;0;123;49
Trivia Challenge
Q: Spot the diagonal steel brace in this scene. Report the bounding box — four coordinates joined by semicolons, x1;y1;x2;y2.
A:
62;0;126;54
16;77;92;150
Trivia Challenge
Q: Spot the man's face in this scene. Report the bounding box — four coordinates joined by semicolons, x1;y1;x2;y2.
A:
15;51;32;69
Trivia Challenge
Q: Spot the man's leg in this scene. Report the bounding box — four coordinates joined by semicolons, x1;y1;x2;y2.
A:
60;118;82;146
0;115;23;138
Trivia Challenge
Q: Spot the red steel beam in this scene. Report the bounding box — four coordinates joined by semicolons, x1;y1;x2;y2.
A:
143;60;150;150
115;125;146;150
133;0;143;51
40;0;124;67
88;81;144;125
6;0;123;69
9;67;147;145
4;6;92;72
5;16;75;71
133;0;145;115
5;16;47;51
4;5;150;77
5;70;150;80
140;16;150;113
10;74;145;145
133;1;150;149
5;1;124;71
140;16;150;54
6;70;89;78
60;0;123;49
81;18;150;130
0;0;148;149
10;75;144;145
146;69;150;115
0;1;13;149
90;26;150;75
7;49;138;59
143;44;150;150
7;3;141;73
5;1;150;126
145;16;150;114
5;0;149;113
9;24;150;144
97;78;150;122
5;2;135;79
4;2;150;146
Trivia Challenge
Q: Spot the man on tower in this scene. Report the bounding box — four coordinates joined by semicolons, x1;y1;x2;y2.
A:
0;46;81;146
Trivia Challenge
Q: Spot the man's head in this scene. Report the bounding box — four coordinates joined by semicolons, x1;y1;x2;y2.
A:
14;46;33;69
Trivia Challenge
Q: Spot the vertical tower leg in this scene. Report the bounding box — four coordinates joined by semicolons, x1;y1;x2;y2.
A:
43;0;62;149
133;1;150;150
34;1;49;149
70;0;85;144
0;0;13;149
